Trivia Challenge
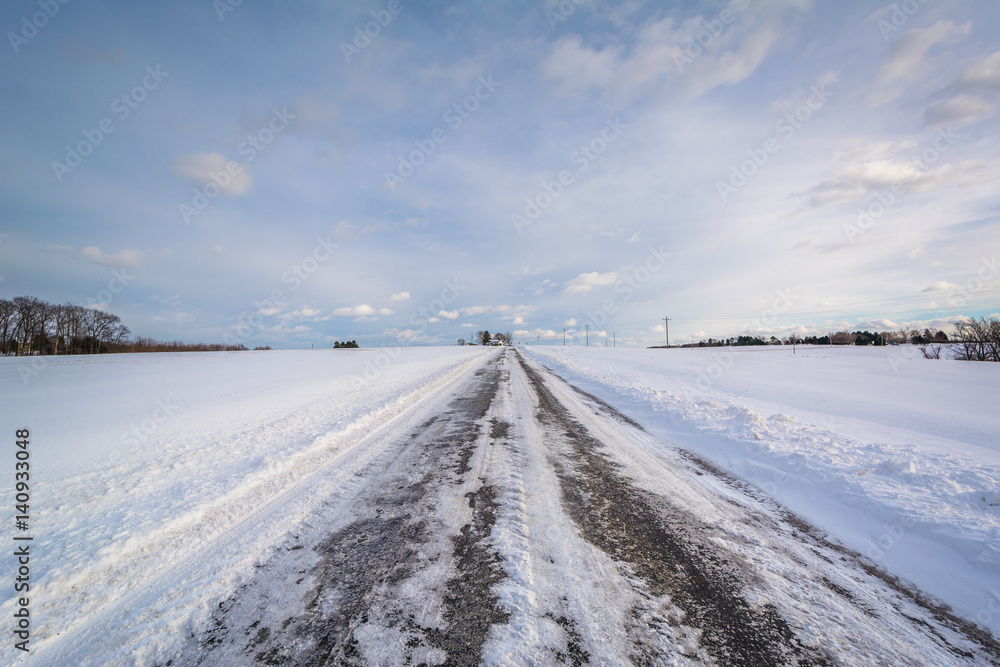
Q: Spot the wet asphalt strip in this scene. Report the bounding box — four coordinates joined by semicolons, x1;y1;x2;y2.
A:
515;351;832;666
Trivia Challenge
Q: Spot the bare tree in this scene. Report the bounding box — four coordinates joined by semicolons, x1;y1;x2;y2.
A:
953;317;1000;362
830;331;854;345
12;296;44;355
0;299;17;355
457;338;466;346
919;345;942;359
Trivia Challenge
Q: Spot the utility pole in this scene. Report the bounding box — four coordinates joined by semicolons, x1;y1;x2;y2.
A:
586;324;589;346
563;329;566;346
663;316;671;347
613;332;616;348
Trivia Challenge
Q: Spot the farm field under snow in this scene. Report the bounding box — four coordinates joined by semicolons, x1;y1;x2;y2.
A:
0;344;998;664
1;347;493;663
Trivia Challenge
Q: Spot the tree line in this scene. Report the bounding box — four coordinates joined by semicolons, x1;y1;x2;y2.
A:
0;295;253;356
670;318;1000;363
680;327;951;349
0;296;130;355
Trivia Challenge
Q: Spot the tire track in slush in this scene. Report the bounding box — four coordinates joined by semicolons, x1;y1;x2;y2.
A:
193;356;509;665
516;351;832;666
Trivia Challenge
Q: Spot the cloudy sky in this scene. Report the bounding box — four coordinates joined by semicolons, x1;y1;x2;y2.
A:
2;0;999;348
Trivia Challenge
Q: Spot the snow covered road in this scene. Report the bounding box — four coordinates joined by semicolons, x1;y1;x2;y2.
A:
7;347;1000;665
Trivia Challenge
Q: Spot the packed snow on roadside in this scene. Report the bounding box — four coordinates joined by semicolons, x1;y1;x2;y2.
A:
0;347;491;662
523;344;1000;636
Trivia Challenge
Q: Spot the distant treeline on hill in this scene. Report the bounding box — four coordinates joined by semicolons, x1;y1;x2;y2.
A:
0;295;269;356
656;318;1000;362
672;328;951;349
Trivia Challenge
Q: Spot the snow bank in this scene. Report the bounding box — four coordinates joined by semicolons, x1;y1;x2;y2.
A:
523;344;1000;635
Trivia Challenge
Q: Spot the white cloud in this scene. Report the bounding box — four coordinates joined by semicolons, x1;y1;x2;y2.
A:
540;4;795;102
922;281;961;293
954;50;1000;93
173;152;252;195
924;94;996;127
797;138;989;209
389;292;410;301
151;294;182;306
563;318;577;326
923;51;1000;128
378;308;395;316
333;304;377;317
869;20;971;107
563;271;619;294
76;246;144;269
438;310;459;319
513;328;559;339
386;328;430;343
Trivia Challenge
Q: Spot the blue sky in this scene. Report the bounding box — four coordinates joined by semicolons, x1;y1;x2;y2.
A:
1;0;999;348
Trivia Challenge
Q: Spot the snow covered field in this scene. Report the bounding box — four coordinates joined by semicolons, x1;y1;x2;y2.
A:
1;347;493;663
1;344;998;664
524;344;1000;636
